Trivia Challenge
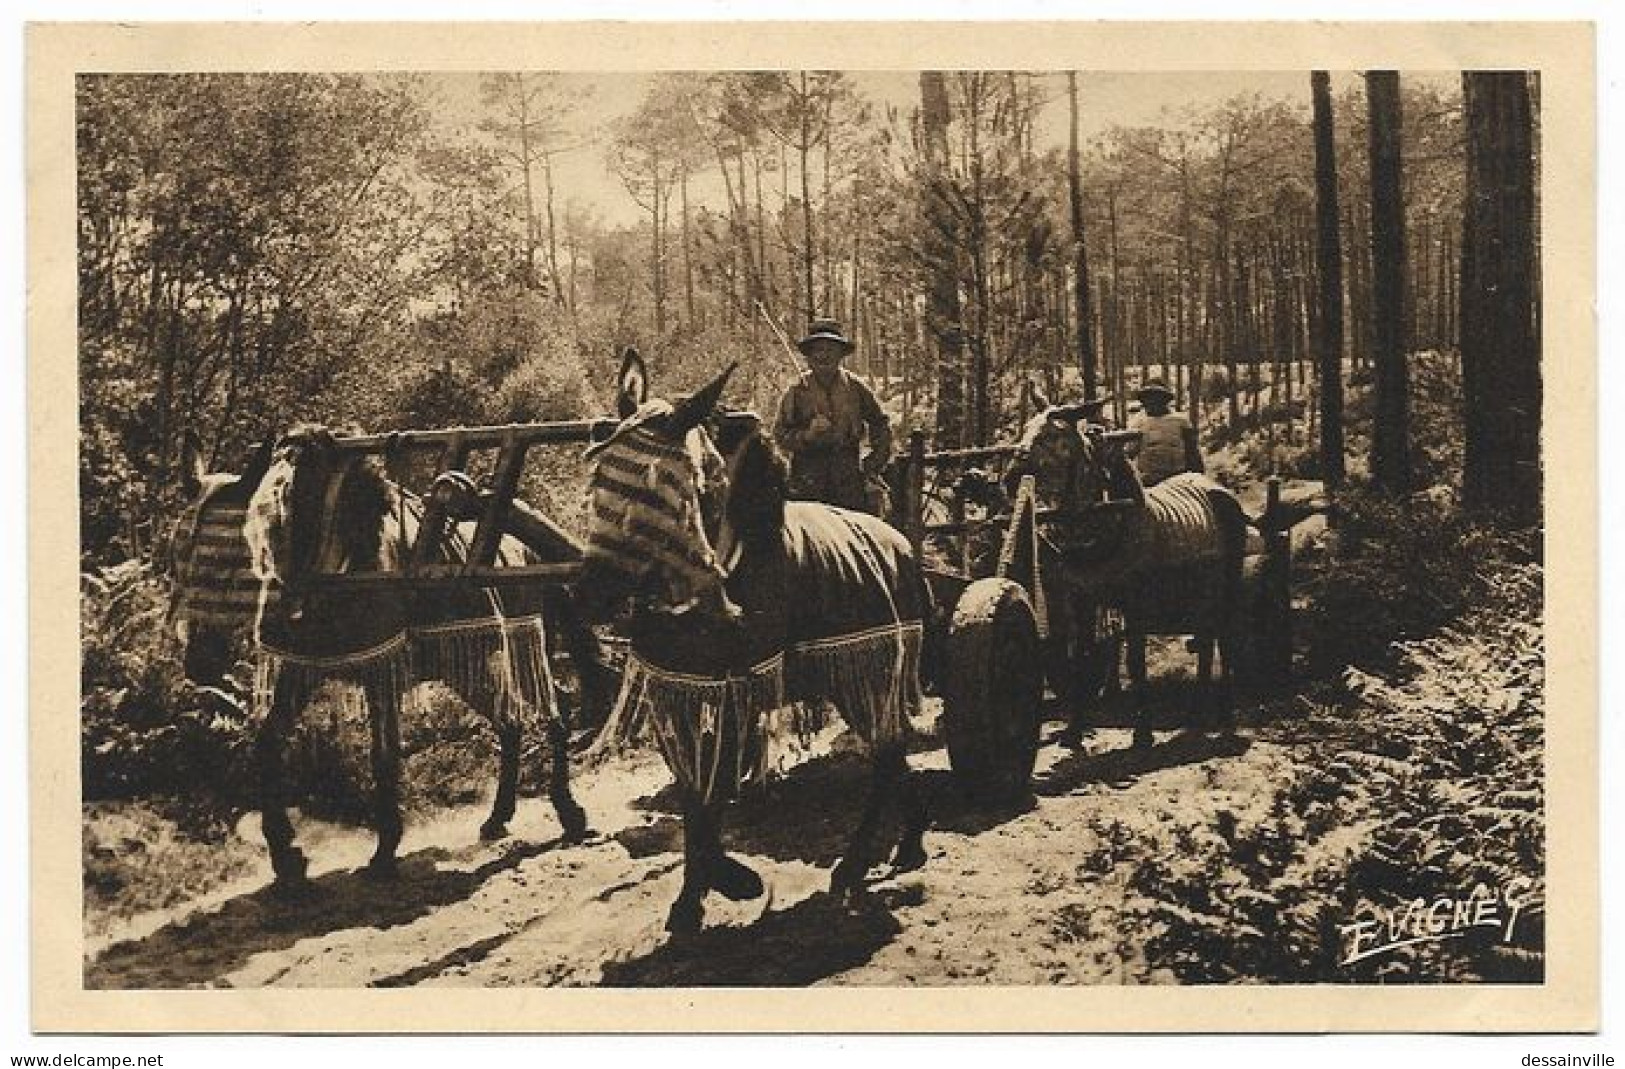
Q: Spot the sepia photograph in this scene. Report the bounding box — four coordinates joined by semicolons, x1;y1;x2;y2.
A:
25;19;1598;1034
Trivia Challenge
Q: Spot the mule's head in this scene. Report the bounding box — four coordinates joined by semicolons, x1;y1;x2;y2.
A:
243;423;395;627
577;351;742;621
1006;386;1117;509
167;437;273;683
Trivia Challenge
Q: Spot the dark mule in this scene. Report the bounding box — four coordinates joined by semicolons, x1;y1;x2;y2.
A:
1005;397;1248;749
171;427;589;892
579;356;931;935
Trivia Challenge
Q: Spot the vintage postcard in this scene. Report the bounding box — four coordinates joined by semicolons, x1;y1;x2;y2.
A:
27;21;1596;1032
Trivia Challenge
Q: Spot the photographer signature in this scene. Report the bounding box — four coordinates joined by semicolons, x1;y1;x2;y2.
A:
1339;878;1541;966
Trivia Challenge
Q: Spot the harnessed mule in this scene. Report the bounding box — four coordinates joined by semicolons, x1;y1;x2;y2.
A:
578;357;931;935
1005;400;1248;749
171;428;590;892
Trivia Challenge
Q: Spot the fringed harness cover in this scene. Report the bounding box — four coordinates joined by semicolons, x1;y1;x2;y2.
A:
174;479;560;733
597;501;925;802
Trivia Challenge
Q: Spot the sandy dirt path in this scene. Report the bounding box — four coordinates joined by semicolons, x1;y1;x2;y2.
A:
87;681;1330;990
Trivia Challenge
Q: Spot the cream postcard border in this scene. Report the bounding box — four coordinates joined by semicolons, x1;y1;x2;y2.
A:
26;20;1597;1033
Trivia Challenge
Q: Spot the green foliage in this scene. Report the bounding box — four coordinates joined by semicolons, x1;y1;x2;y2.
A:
83;800;262;941
80;561;257;803
1298;486;1536;672
1122;550;1544;982
80;560;511;821
78;73;436;565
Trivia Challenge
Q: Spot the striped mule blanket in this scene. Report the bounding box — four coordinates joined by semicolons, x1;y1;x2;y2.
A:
584;414;732;614
171;493;275;628
1053;471;1229;597
1137;472;1229;567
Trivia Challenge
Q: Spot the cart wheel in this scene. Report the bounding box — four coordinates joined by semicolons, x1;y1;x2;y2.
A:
942;578;1043;800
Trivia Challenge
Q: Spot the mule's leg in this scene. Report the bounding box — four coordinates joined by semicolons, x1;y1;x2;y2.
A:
545;715;589;842
437;675;521;842
256;673;309;891
1211;618;1239;734
704;801;763;902
1194;633;1216;729
484;708;522;842
363;678;404;878
667;795;712;935
512;638;589;842
552;590;616;732
831;737;902;896
1128;630;1154;750
888;746;929;874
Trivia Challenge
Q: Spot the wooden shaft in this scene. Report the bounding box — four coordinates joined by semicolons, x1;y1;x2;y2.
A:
302;562;583;590
410;431;469;572
331;419;615;452
905;429;927;556
469;433;529;567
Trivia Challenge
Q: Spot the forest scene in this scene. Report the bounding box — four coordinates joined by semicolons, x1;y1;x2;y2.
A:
76;69;1545;987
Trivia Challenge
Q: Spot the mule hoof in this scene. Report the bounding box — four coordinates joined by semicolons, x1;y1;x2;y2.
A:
479;820;510;842
1132;727;1155;750
364;856;399;881
270;874;313;901
270;849;309;889
558;802;590;843
709;855;764;902
891;840;928;874
829;857;868;896
665;896;704;936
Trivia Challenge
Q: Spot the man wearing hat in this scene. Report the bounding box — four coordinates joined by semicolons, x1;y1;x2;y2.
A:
773;318;893;513
1127;377;1203;486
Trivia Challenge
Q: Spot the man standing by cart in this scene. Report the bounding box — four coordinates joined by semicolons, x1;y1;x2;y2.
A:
773;318;893;514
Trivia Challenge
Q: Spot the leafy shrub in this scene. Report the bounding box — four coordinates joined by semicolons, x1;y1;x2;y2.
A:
494;352;594;424
79;561;256;803
1297;486;1537;672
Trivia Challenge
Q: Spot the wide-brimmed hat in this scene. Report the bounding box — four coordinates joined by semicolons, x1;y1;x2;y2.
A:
1136;378;1175;402
797;318;855;356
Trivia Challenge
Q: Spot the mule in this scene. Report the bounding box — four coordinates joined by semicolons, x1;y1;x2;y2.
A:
1005;398;1248;749
171;428;591;891
577;355;931;935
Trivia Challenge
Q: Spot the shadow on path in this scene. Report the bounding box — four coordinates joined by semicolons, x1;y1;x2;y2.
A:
85;836;571;989
599;889;904;987
1034;730;1252;797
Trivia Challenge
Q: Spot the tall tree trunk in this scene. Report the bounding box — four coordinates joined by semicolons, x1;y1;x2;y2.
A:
1461;71;1541;524
542;152;563;303
799;72;816;321
920;71;965;448
1367;71;1412;493
1311;70;1348;488
516;84;541;292
1067;72;1099;400
679;163;696;327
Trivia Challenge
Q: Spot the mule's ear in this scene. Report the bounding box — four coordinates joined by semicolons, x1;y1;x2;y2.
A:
1025;379;1051;412
179;433;206;497
669;362;737;436
617;346;648;419
241;439;274;488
